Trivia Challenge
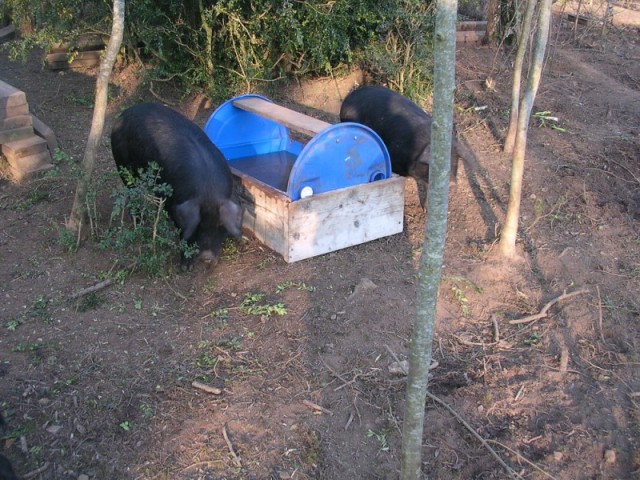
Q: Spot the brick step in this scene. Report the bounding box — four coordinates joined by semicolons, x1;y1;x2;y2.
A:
0;79;27;111
0;114;33;131
0;125;34;144
0;102;29;119
4;149;54;181
2;135;48;159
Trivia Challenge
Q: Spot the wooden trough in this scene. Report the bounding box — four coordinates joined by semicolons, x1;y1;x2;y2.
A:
204;96;405;263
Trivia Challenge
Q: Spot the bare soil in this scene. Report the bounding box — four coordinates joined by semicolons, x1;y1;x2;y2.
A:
1;13;639;480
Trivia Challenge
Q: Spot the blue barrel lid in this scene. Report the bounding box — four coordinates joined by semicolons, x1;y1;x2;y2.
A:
287;122;391;201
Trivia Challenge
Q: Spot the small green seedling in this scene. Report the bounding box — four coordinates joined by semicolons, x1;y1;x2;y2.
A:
367;429;390;452
534;111;566;132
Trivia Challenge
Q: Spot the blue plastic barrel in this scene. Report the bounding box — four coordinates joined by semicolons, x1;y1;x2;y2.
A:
204;94;391;201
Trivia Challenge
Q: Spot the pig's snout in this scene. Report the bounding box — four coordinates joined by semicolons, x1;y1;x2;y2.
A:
199;249;219;267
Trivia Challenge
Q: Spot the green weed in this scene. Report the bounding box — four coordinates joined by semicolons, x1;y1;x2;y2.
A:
367;429;390;452
14;191;49;211
534;111;567;132
445;276;483;317
276;281;316;293
240;293;287;316
98;162;194;277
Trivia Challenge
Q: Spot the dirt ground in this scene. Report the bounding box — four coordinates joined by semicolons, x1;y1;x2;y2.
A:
1;10;639;480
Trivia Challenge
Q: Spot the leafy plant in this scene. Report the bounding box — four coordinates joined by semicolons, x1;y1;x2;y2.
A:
445;276;483;317
534;111;567;132
98;162;195;277
276;281;316;293
367;429;390;452
240;293;287;316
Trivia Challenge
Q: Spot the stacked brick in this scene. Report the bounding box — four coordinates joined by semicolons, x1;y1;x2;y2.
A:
0;79;54;181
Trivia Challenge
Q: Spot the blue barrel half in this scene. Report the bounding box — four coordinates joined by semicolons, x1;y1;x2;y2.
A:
204;95;392;201
287;122;391;201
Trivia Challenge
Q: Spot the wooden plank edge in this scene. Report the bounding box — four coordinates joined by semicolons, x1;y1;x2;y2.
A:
31;114;59;153
232;97;332;137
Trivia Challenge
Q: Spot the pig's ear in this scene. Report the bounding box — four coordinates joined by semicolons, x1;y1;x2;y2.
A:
219;199;243;238
174;199;201;242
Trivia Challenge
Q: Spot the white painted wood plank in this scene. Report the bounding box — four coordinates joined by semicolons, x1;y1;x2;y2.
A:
231;167;290;258
285;176;405;262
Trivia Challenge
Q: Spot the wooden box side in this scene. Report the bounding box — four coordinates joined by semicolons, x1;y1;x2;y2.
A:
231;167;291;258
285;175;405;262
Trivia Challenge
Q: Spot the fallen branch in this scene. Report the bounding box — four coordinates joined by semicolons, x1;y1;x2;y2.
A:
303;399;333;416
192;381;222;395
509;288;589;325
69;278;113;300
596;285;606;343
486;439;559;480
23;462;50;480
425;392;522;480
492;315;500;342
223;423;242;468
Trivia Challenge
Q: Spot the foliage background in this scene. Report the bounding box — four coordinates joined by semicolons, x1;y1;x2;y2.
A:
2;0;439;100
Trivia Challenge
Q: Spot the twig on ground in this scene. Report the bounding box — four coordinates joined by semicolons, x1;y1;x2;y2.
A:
303;399;333;416
23;462;50;479
596;285;606;343
384;344;407;373
321;359;364;394
345;412;354;430
425;391;521;480
486;439;559;480
559;346;570;373
192;381;222;395
223;423;242;468
509;289;589;325
69;279;113;300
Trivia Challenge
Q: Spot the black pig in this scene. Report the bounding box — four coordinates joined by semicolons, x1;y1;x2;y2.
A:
111;103;243;268
340;86;472;204
0;413;17;480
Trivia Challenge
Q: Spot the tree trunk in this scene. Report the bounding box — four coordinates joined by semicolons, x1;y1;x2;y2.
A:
399;0;457;477
67;0;125;235
498;0;552;258
503;0;538;153
484;0;499;44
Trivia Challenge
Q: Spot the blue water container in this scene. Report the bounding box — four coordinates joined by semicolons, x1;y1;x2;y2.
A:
204;94;391;201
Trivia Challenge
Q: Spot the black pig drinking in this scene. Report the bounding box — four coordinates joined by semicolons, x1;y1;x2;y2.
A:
111;103;243;268
340;85;472;205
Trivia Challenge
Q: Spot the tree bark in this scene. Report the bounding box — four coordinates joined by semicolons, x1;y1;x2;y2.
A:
503;0;538;153
484;0;499;44
499;0;552;258
67;0;125;234
399;0;457;477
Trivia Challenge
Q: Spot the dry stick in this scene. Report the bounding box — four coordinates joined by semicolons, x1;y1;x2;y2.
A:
192;381;222;395
509;289;589;325
384;345;519;478
69;278;114;300
302;399;334;416
23;462;51;480
223;423;242;468
559;346;570;374
486;440;559;480
492;315;500;343
596;285;606;343
425;392;522;480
